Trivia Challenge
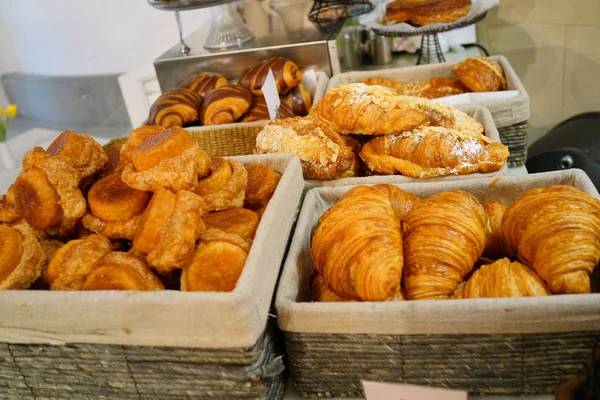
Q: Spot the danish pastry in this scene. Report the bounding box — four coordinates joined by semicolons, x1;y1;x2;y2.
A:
0;185;20;224
238;57;302;96
202;208;259;244
82;252;164;291
195;157;231;196
148;88;201;128
244;163;280;213
453;57;507;92
0;224;45;290
200;159;248;212
99;144;124;178
46;131;108;178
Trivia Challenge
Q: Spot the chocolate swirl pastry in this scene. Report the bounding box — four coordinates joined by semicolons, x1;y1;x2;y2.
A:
177;72;228;97
201;84;252;126
281;83;312;117
148;88;202;128
240;97;294;122
238;57;303;97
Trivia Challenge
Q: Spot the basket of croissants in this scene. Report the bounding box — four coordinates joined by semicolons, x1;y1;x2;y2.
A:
275;169;600;397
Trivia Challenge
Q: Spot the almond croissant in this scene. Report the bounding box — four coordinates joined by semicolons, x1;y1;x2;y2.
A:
403;190;487;300
502;185;600;294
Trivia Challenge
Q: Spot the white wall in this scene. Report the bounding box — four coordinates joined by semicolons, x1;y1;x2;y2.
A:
0;0;211;76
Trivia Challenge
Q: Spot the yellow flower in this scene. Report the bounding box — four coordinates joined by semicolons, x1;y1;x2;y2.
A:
5;104;17;119
0;106;3;118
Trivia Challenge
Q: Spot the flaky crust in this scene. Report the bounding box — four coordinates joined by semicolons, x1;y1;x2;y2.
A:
47;131;108;178
148;88;201;128
119;126;167;168
200;84;252;126
502;185;600;294
201;159;248;212
403;95;483;135
0;186;20;224
403;190;486;300
0;224;45;290
311;274;355;302
483;201;514;258
82;214;141;241
202;208;259;244
453;258;551;299
359;126;509;178
177;72;228;97
453;57;507;92
83;252;164;291
362;77;405;91
244;163;281;211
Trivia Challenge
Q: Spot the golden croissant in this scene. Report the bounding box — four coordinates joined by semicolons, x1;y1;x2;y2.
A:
483;201;514;258
403;190;487;300
502;185;600;294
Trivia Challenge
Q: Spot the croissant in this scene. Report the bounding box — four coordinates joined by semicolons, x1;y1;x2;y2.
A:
362;77;405;91
0;224;45;290
177;72;228;97
311;185;412;301
46;131;108;178
359;126;509;178
311;274;355;302
421;77;467;99
244;163;280;214
453;57;507;92
483;201;514;258
148;88;201;128
453;258;551;299
403;190;486;300
281;83;312;117
200;84;252;125
386;0;471;26
502;185;600;294
240;97;294;122
238;57;302;96
403;95;484;135
82;252;164;291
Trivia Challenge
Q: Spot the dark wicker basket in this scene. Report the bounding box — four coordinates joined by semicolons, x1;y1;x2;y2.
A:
499;121;529;167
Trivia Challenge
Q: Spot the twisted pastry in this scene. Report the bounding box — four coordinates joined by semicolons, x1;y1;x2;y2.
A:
83;252;164;291
200;84;252;125
47;131;108;178
199;159;248;212
281;83;312;117
240;97;293;122
148;88;201;128
483;201;514;258
0;224;45;290
502;185;600;294
177;72;228;97
453;57;507;92
403;190;486;300
238;57;302;96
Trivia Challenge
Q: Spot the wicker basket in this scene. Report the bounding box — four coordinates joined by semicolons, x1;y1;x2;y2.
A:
275;169;600;398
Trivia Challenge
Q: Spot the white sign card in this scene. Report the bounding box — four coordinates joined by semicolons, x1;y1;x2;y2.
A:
362;381;468;400
262;69;281;120
431;90;521;106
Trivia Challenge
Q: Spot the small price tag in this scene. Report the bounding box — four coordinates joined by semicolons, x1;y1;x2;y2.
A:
301;68;318;94
362;381;468;400
262;69;281;120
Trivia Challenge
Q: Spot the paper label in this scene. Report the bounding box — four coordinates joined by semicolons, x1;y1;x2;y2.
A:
362;381;468;400
430;90;520;106
301;69;318;94
262;69;281;120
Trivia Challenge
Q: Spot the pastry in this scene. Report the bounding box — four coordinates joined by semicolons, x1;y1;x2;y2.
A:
202;208;259;244
82;252;164;291
46;131;108;178
121;126;212;193
119;125;167;168
396;82;430;97
240;97;294;122
422;77;467;98
403;190;486;300
311;274;355;302
244;163;280;213
281;83;312;117
177;72;228;97
453;258;551;299
0;185;20;224
99;144;124;178
238;57;302;96
359;126;509;178
133;189;206;275
256;116;360;180
181;229;250;292
199;159;248;212
195;157;232;196
310;84;428;135
362;77;405;91
148;88;202;128
502;185;600;294
483;201;514;258
386;0;472;26
311;185;410;301
82;174;151;240
403;95;484;135
0;224;45;290
45;234;112;290
453;57;507;92
200;84;252;126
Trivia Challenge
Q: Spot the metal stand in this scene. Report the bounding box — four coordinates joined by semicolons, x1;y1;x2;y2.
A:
308;0;374;33
417;33;445;65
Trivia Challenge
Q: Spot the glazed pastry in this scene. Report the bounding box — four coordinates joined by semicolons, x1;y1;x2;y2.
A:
453;57;507;92
46;131;108;178
181;229;249;292
362;77;405;91
99;144;124;178
195;157;232;196
483;201;514;258
177;72;228;97
202;208;259;244
0;185;20;224
82;252;164;291
82;174;151;240
200;84;252;125
453;258;551;299
148;88;202;128
312;274;355;302
199;159;248;212
45;234;112;290
359;126;509;178
238;57;302;96
121;126;212;193
281;83;312;117
256;116;360;180
403;190;486;300
311;185;410;301
502;185;600;294
244;163;280;213
14;148;86;235
386;0;471;26
0;224;45;290
310;84;428;135
240;97;294;122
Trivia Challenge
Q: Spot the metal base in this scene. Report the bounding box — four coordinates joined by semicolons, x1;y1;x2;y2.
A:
417;33;445;65
203;3;254;50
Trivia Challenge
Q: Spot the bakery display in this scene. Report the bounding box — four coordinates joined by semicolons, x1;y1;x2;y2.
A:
148;88;202;128
453;57;507;92
281;83;312;117
240;97;294;122
82;252;164;291
238;57;302;96
177;72;228;98
385;0;472;26
200;84;252;126
198;159;248;212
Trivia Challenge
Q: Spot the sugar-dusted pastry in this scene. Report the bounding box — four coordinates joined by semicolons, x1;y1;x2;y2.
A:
359;126;509;178
148;88;202;128
281;83;312;117
256;116;360;180
199;159;248;212
15;148;86;235
238;57;302;96
453;57;507;92
202;208;259;244
483;201;514;258
177;72;228;97
386;0;471;26
200;84;252;126
121;126;212;193
0;224;45;290
311;274;355;302
181;229;249;292
244;163;280;213
82;174;151;240
133;189;206;275
362;77;405;91
45;234;112;291
240;97;294;122
82;252;164;291
46;131;108;178
310;84;428;135
403;190;486;300
0;185;20;224
453;258;551;299
311;185;410;301
502;185;600;294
